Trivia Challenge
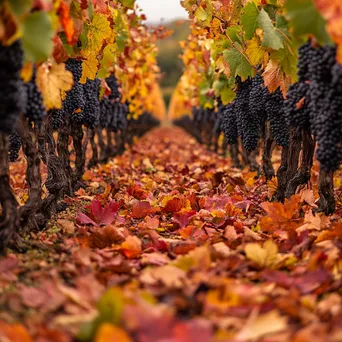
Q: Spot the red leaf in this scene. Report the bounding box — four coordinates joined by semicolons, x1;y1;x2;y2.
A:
172;210;196;228
164;198;183;213
76;212;99;226
77;199;119;226
132;201;152;219
128;183;147;200
100;201;119;225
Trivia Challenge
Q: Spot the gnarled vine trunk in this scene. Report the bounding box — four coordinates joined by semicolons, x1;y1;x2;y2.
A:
0;133;19;253
18;117;42;230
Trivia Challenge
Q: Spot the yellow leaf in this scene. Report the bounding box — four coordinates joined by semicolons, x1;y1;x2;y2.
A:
245;240;281;269
172;245;211;271
36;62;73;110
80;53;99;83
82;13;112;56
95;324;132;342
20;62;33;82
246;37;265;65
236;310;287;340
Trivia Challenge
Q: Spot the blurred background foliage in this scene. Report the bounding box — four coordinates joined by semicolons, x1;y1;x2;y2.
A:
157;20;190;108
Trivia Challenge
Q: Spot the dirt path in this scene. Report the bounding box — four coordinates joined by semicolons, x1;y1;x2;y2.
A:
0;127;341;341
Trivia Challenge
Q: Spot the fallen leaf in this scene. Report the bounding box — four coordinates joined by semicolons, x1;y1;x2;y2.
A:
95;324;132;342
236;310;287;340
245;240;282;269
121;236;142;259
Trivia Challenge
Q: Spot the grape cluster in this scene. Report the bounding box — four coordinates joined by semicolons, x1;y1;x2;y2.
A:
8;133;21;162
314;89;342;171
308;45;336;83
106;74;121;100
0;40;25;133
99;73;126;131
249;74;267;125
297;41;315;82
24;72;47;123
52;109;65;130
265;88;289;147
65;59;82;83
64;59;86;123
110;102;128;132
222;101;238;145
304;44;342;171
284;82;310;130
82;79;101;128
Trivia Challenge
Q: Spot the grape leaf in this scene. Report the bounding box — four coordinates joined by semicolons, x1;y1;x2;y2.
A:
285;0;331;45
98;44;117;79
8;0;33;17
81;13;112;56
58;1;75;45
226;26;242;43
262;59;290;96
80;53;99;83
22;11;53;62
119;0;135;8
223;45;254;81
36;62;73;110
246;37;265;65
195;6;212;27
241;2;259;40
314;0;342;62
258;8;284;50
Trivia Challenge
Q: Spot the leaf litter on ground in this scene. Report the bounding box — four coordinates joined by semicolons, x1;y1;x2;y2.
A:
0;127;341;342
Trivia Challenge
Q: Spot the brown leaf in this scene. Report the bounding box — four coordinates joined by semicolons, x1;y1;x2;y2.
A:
262;59;291;96
57;219;75;235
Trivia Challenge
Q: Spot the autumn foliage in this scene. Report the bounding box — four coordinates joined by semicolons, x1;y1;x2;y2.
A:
1;127;341;341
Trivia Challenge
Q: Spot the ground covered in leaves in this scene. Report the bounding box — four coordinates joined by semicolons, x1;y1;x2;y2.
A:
0;127;341;342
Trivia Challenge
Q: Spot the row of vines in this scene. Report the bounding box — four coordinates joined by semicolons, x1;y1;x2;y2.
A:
0;0;166;253
170;0;342;216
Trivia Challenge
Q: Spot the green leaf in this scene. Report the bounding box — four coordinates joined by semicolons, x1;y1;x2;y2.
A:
285;0;331;46
119;0;135;8
78;288;124;341
226;26;242;43
220;85;236;104
97;288;124;324
98;44;116;78
195;6;212;27
276;15;288;31
241;2;259;40
223;45;253;81
273;44;298;83
22;11;53;62
258;8;284;50
8;0;33;16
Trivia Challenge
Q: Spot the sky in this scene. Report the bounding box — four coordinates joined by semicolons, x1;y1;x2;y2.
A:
136;0;188;23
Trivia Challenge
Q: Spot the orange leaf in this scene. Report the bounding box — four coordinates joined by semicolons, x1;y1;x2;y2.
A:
121;236;142;259
95;324;132;342
260;195;301;232
58;1;75;45
296;97;305;110
315;222;342;243
262;59;291;96
0;322;32;342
